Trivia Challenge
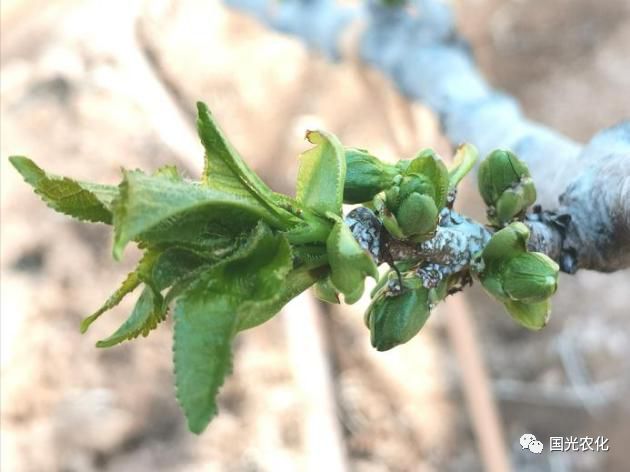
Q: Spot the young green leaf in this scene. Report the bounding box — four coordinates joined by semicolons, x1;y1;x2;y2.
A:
296;130;346;216
96;286;164;348
326;220;378;304
9;156;117;224
173;222;294;433
95;248;209;347
196;102;298;226
80;270;141;333
448;144;478;190
237;266;325;331
112;169;290;260
80;250;159;333
173;278;236;434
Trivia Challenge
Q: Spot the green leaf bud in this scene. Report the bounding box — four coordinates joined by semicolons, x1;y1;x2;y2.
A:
480;222;530;266
503;252;559;303
399;173;436;201
473;223;559;330
396;192;439;239
478;150;530;205
343;148;398;203
406;150;449;208
384;184;401;211
478;150;536;226
366;276;435;351
503;299;550;330
378;150;448;241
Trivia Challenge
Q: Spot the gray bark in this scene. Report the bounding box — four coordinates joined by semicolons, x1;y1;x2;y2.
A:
226;0;629;273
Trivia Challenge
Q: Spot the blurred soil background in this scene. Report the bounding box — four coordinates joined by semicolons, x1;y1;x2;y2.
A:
1;0;629;471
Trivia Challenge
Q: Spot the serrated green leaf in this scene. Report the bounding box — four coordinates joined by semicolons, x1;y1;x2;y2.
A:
80;250;159;333
96;286;164;347
10;156;117;224
136;216;246;258
296;130;346;216
291;244;328;270
112;169;290;260
149;247;213;288
173;222;295;433
153;165;183;180
174;278;236;434
237;266;325;331
80;270;141;333
95;248;209;347
196;102;298;226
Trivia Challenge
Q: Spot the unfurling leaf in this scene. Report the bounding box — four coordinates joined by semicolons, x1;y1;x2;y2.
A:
96;286;163;348
405;149;449;209
448;144;478;190
9;156;117;224
111;169;287;260
237;266;324;331
96;248;209;347
326;220;378;304
196;102;297;227
296;130;346;216
80;270;141;333
80;250;159;333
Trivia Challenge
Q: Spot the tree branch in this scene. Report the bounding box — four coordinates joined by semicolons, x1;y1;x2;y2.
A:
225;0;630;273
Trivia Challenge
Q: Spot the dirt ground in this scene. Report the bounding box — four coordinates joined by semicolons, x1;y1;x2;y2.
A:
1;1;629;471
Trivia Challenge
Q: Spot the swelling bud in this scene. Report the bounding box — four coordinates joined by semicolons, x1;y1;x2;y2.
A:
366;276;435;351
343;148;398;204
473;223;559;330
503;252;559;303
378;150;448;241
478;150;536;226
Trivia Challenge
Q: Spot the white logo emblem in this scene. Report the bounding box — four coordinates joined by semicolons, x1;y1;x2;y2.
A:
520;434;544;454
